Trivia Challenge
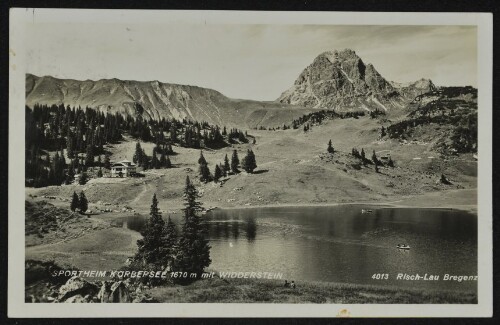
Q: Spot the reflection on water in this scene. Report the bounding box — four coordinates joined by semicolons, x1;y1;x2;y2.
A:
119;205;477;292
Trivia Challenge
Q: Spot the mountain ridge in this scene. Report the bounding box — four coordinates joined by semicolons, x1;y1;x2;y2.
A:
25;73;316;128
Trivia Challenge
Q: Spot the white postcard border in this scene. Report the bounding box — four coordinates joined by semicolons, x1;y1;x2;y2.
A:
8;8;493;318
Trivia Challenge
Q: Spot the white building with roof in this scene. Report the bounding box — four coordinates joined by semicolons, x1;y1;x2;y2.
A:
110;160;137;177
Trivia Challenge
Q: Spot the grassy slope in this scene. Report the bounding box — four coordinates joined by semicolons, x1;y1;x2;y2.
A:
26;116;477;215
145;276;477;304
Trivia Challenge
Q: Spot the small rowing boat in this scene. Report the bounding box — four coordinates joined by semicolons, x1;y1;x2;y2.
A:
361;209;373;214
397;244;410;250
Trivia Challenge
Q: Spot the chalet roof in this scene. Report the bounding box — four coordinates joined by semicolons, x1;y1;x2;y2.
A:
111;160;136;168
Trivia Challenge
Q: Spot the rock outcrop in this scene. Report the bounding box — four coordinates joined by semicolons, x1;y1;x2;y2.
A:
277;49;436;112
98;281;131;303
58;276;100;303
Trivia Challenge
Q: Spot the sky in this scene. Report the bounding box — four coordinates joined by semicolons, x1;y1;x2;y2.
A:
25;24;477;101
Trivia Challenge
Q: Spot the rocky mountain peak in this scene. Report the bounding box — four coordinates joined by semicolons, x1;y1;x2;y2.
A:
277;49;434;112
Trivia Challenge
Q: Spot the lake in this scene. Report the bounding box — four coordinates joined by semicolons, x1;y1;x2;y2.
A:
119;205;477;291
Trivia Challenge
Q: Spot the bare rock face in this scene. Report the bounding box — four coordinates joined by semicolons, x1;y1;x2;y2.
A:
277;49;435;112
58;276;99;302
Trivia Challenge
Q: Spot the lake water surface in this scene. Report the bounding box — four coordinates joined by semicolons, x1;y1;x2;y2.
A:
120;205;477;291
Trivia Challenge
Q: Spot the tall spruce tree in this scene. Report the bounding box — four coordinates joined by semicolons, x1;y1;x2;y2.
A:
151;150;160;169
223;154;230;175
230;150;239;174
174;176;211;280
160;216;178;271
241;149;257;173
70;192;79;211
79;191;88;213
214;164;222;182
199;160;211;183
85;142;94;166
134;194;172;269
133;142;143;165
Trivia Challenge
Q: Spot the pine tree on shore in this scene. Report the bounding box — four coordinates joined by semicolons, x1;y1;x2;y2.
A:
174;176;211;281
134;194;170;269
160;216;178;271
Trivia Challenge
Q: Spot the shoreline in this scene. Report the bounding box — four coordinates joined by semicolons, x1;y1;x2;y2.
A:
209;200;477;213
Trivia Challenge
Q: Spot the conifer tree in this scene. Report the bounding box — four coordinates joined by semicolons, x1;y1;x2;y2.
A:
85;142;94;166
66;165;75;184
104;154;111;169
198;151;207;165
381;126;386;137
327;140;335;154
79;171;88;185
134;194;172;269
372;150;379;166
199;159;211;183
165;155;172;168
220;163;227;177
231;150;239;174
223;154;230;175
361;148;366;160
151;150;160;169
70;192;79;211
214;164;222;182
388;157;394;167
66;134;75;159
133;142;143;165
79;191;88;213
97;167;103;178
174;177;211;280
160;151;167;167
241;149;257;173
160;216;178;270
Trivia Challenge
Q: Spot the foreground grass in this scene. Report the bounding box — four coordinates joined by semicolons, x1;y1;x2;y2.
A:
145;276;477;304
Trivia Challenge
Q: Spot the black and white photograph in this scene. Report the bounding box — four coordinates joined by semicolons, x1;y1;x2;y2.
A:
8;9;493;317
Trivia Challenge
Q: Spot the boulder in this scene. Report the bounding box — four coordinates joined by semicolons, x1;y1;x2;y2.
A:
63;294;92;303
98;280;131;303
58;276;99;302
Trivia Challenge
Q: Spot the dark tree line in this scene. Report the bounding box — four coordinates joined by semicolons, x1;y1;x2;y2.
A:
26;104;250;187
